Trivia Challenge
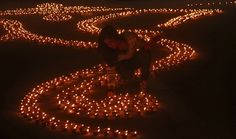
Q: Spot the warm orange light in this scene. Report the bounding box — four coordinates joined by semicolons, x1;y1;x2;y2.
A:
0;2;221;138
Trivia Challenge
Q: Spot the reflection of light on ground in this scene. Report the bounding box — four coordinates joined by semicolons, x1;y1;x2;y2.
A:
0;2;223;138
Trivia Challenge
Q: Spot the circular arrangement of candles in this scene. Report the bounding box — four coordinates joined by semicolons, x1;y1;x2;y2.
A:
56;66;159;119
0;2;223;138
19;64;140;137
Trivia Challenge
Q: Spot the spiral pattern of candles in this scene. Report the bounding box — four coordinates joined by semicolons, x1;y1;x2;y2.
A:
0;2;224;138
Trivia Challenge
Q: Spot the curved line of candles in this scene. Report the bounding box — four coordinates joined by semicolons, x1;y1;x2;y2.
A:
18;37;196;137
0;19;97;48
0;2;133;22
0;2;218;138
76;8;222;38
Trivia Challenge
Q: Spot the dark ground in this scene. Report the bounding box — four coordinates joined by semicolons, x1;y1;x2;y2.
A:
0;0;235;139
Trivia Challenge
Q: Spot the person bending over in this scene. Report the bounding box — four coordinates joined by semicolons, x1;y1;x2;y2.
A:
98;25;160;91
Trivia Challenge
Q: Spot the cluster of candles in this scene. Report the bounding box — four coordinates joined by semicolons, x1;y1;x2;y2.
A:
36;3;72;21
0;19;97;48
0;2;132;22
17;37;195;138
77;8;180;35
0;2;218;138
0;3;222;47
187;1;236;7
19;65;139;137
56;71;159;119
151;39;195;71
56;38;196;119
157;9;222;28
77;8;221;37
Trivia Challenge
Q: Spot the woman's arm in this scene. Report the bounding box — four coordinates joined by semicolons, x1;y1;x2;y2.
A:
117;41;136;61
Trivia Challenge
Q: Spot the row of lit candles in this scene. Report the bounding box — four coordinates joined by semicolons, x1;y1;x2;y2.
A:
19;65;139;137
54;38;196;119
56;72;159;119
151;39;196;71
187;1;236;7
0;2;201;138
0;2;133;22
0;19;97;48
0;4;222;45
157;9;222;28
18;36;195;136
76;8;221;37
0;17;196;72
17;35;195;137
0;19;158;48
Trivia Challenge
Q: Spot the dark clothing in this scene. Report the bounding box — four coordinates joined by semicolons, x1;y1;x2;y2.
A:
98;46;117;66
98;26;151;81
115;48;151;81
98;25;120;66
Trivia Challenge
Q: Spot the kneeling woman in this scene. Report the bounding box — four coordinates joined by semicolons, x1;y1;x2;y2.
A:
98;25;158;91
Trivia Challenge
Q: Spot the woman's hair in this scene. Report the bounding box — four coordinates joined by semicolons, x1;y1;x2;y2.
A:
98;25;120;47
98;25;119;66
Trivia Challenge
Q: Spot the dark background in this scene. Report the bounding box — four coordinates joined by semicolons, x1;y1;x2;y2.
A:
0;0;235;139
